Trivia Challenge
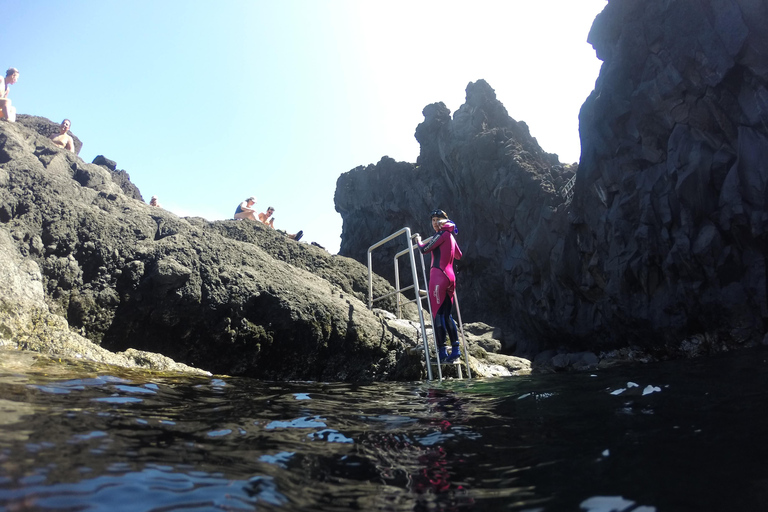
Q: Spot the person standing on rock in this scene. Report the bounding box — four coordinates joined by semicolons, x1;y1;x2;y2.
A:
258;206;303;241
415;209;463;363
149;195;161;207
234;196;258;220
0;67;19;122
50;119;75;152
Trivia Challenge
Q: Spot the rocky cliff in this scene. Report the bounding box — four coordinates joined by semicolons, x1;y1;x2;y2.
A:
0;120;530;380
336;0;768;360
336;80;571;355
571;0;768;353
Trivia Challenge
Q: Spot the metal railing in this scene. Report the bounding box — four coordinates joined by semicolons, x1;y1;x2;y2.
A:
367;228;471;380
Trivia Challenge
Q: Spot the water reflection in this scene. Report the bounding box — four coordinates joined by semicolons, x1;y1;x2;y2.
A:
1;466;289;511
1;348;768;510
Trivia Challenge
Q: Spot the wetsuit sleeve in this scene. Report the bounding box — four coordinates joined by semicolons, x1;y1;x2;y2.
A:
418;232;445;254
454;238;463;260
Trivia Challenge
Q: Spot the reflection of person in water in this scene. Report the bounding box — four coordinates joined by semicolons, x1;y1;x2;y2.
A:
361;429;462;500
358;387;474;508
409;387;474;507
414;446;452;493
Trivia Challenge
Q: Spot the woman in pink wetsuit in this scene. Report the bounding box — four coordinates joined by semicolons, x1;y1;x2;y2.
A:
415;209;463;363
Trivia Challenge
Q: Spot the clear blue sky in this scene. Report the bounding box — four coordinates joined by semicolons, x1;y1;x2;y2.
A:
4;0;605;254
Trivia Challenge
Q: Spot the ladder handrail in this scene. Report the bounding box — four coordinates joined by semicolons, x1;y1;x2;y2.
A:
412;237;444;381
452;292;472;379
392;237;444;380
367;228;411;308
367;228;435;381
368;227;471;381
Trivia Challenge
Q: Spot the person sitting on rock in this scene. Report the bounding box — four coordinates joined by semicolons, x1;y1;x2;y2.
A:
50;119;75;152
149;195;161;207
259;206;303;241
234;196;258;220
0;67;19;122
258;206;275;228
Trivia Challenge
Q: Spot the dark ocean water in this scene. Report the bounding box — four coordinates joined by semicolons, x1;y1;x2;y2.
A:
1;346;768;512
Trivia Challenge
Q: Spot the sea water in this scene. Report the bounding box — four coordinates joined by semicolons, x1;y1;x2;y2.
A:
1;346;768;512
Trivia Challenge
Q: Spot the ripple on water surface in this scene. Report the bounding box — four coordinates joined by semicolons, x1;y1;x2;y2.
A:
2;348;768;511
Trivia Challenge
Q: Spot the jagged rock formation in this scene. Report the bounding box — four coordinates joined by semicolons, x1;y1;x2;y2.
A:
91;155;143;201
7;115;142;201
0;120;527;380
336;0;768;359
570;0;768;352
336;80;573;354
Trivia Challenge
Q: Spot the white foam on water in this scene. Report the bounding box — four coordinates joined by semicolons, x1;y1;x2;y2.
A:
579;495;657;512
642;385;662;395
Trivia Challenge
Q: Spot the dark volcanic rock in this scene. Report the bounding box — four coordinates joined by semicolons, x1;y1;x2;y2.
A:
92;155;117;170
336;79;570;354
570;0;768;352
2;119;531;381
0;224;208;375
14;115;141;201
91;155;143;201
335;0;768;360
109;168;143;202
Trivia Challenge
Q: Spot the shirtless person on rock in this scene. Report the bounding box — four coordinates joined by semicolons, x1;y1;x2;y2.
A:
50;119;75;152
259;206;303;241
0;68;19;122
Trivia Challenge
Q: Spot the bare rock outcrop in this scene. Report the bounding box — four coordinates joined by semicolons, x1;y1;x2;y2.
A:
0;119;524;380
0;227;208;375
90;155;143;201
336;79;571;355
0;120;411;380
569;0;768;352
335;0;768;360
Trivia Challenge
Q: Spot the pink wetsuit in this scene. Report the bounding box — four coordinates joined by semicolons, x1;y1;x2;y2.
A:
418;221;463;313
417;221;463;349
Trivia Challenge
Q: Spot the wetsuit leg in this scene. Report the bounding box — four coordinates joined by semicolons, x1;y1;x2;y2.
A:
428;269;450;348
445;311;459;345
435;298;458;345
433;314;447;348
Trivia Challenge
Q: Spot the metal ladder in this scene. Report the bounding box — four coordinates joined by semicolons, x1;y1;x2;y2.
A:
367;228;472;381
560;173;577;205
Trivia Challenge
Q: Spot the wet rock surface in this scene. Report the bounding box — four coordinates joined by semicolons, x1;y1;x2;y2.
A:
0;227;208;375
